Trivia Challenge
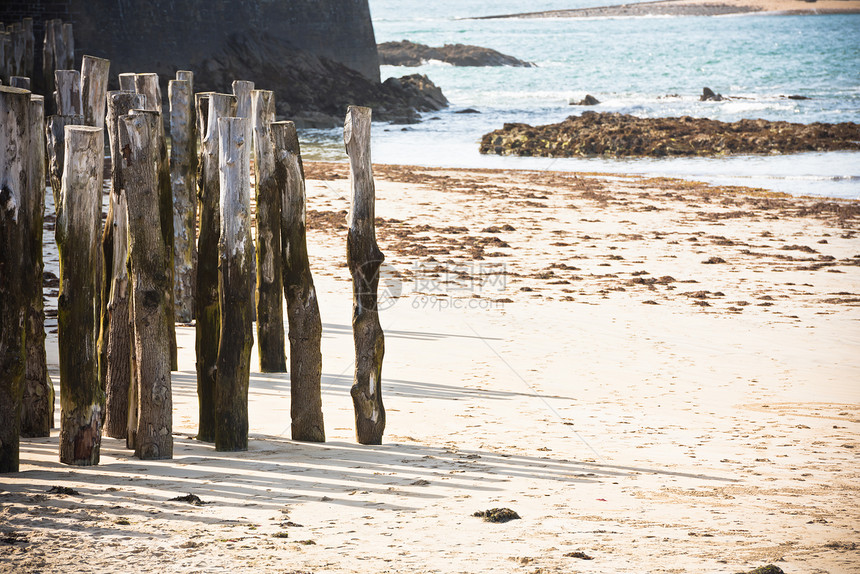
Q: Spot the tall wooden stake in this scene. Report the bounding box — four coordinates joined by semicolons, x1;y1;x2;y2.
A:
21;94;53;437
54;69;81;116
215;117;254;452
0;86;30;472
344;106;385;445
57;124;103;466
169;78;196;323
81;55;110;397
134;73;177;370
195;93;235;442
251;90;286;372
102;91;143;439
272;121;325;442
122;110;174;460
61;23;74;69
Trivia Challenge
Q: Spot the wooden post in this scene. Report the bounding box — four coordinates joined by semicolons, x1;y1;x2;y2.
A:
10;76;29;90
21;94;53;438
134;73;177;370
81;55;110;397
0;30;7;84
9;24;23;79
56;125;103;466
232;80;256;319
195;93;235;442
0;86;30;472
121;110;173;460
118;73;135;92
46;114;83;208
169;79;196;323
272;121;325;442
102;91;143;439
61;23;74;70
42;21;57;112
54;69;81;116
215;117;253;452
22;18;33;81
81;55;109;128
232;80;254;124
344;106;386;445
251;90;286;372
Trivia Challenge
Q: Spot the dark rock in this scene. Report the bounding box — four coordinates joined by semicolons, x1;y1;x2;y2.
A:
195;34;448;124
47;486;79;495
456;108;481;114
787;95;811;100
473;508;521;522
564;551;593;559
169;493;208;505
379;40;534;67
701;87;724;101
480;112;860;158
570;94;600;106
739;566;785;574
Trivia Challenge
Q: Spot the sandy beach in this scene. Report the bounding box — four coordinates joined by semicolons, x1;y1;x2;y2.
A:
477;0;860;18
2;163;859;573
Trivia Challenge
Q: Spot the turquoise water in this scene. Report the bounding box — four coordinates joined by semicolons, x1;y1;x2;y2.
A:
305;2;860;198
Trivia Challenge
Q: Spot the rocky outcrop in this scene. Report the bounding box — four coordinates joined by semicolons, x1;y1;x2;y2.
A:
480;112;860;158
700;87;724;101
195;34;447;127
570;94;600;106
378;40;534;67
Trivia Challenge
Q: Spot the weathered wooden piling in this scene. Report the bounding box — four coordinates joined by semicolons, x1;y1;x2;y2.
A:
134;73;177;370
81;55;110;396
46;113;83;208
54;69;81;116
41;21;57;109
196;92;236;442
121;110;174;460
21;94;52;438
21;18;33;81
0;86;31;472
232;80;256;319
10;76;29;89
81;56;109;128
102;91;144;439
344;105;386;445
251;90;286;372
56;125;104;466
272;121;325;442
118;73;135;92
215;117;254;452
61;23;74;69
169;78;196;323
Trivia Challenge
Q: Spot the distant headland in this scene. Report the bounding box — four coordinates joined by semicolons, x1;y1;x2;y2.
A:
473;0;860;19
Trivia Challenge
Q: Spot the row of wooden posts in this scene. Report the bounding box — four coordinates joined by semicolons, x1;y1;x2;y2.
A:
1;18;75;113
0;52;386;473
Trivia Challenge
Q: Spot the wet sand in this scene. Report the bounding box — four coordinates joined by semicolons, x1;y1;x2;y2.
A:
1;164;859;573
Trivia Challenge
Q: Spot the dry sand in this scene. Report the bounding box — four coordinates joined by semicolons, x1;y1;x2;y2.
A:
2;163;859;573
478;0;860;18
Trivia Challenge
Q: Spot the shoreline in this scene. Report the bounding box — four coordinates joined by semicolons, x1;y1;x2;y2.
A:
3;163;859;573
473;0;860;19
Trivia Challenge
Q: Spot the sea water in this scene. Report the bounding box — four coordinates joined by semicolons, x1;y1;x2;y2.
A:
303;1;860;199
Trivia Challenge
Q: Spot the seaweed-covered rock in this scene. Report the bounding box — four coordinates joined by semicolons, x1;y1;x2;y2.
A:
379;40;534;67
740;566;785;574
473;508;521;523
479;112;860;158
